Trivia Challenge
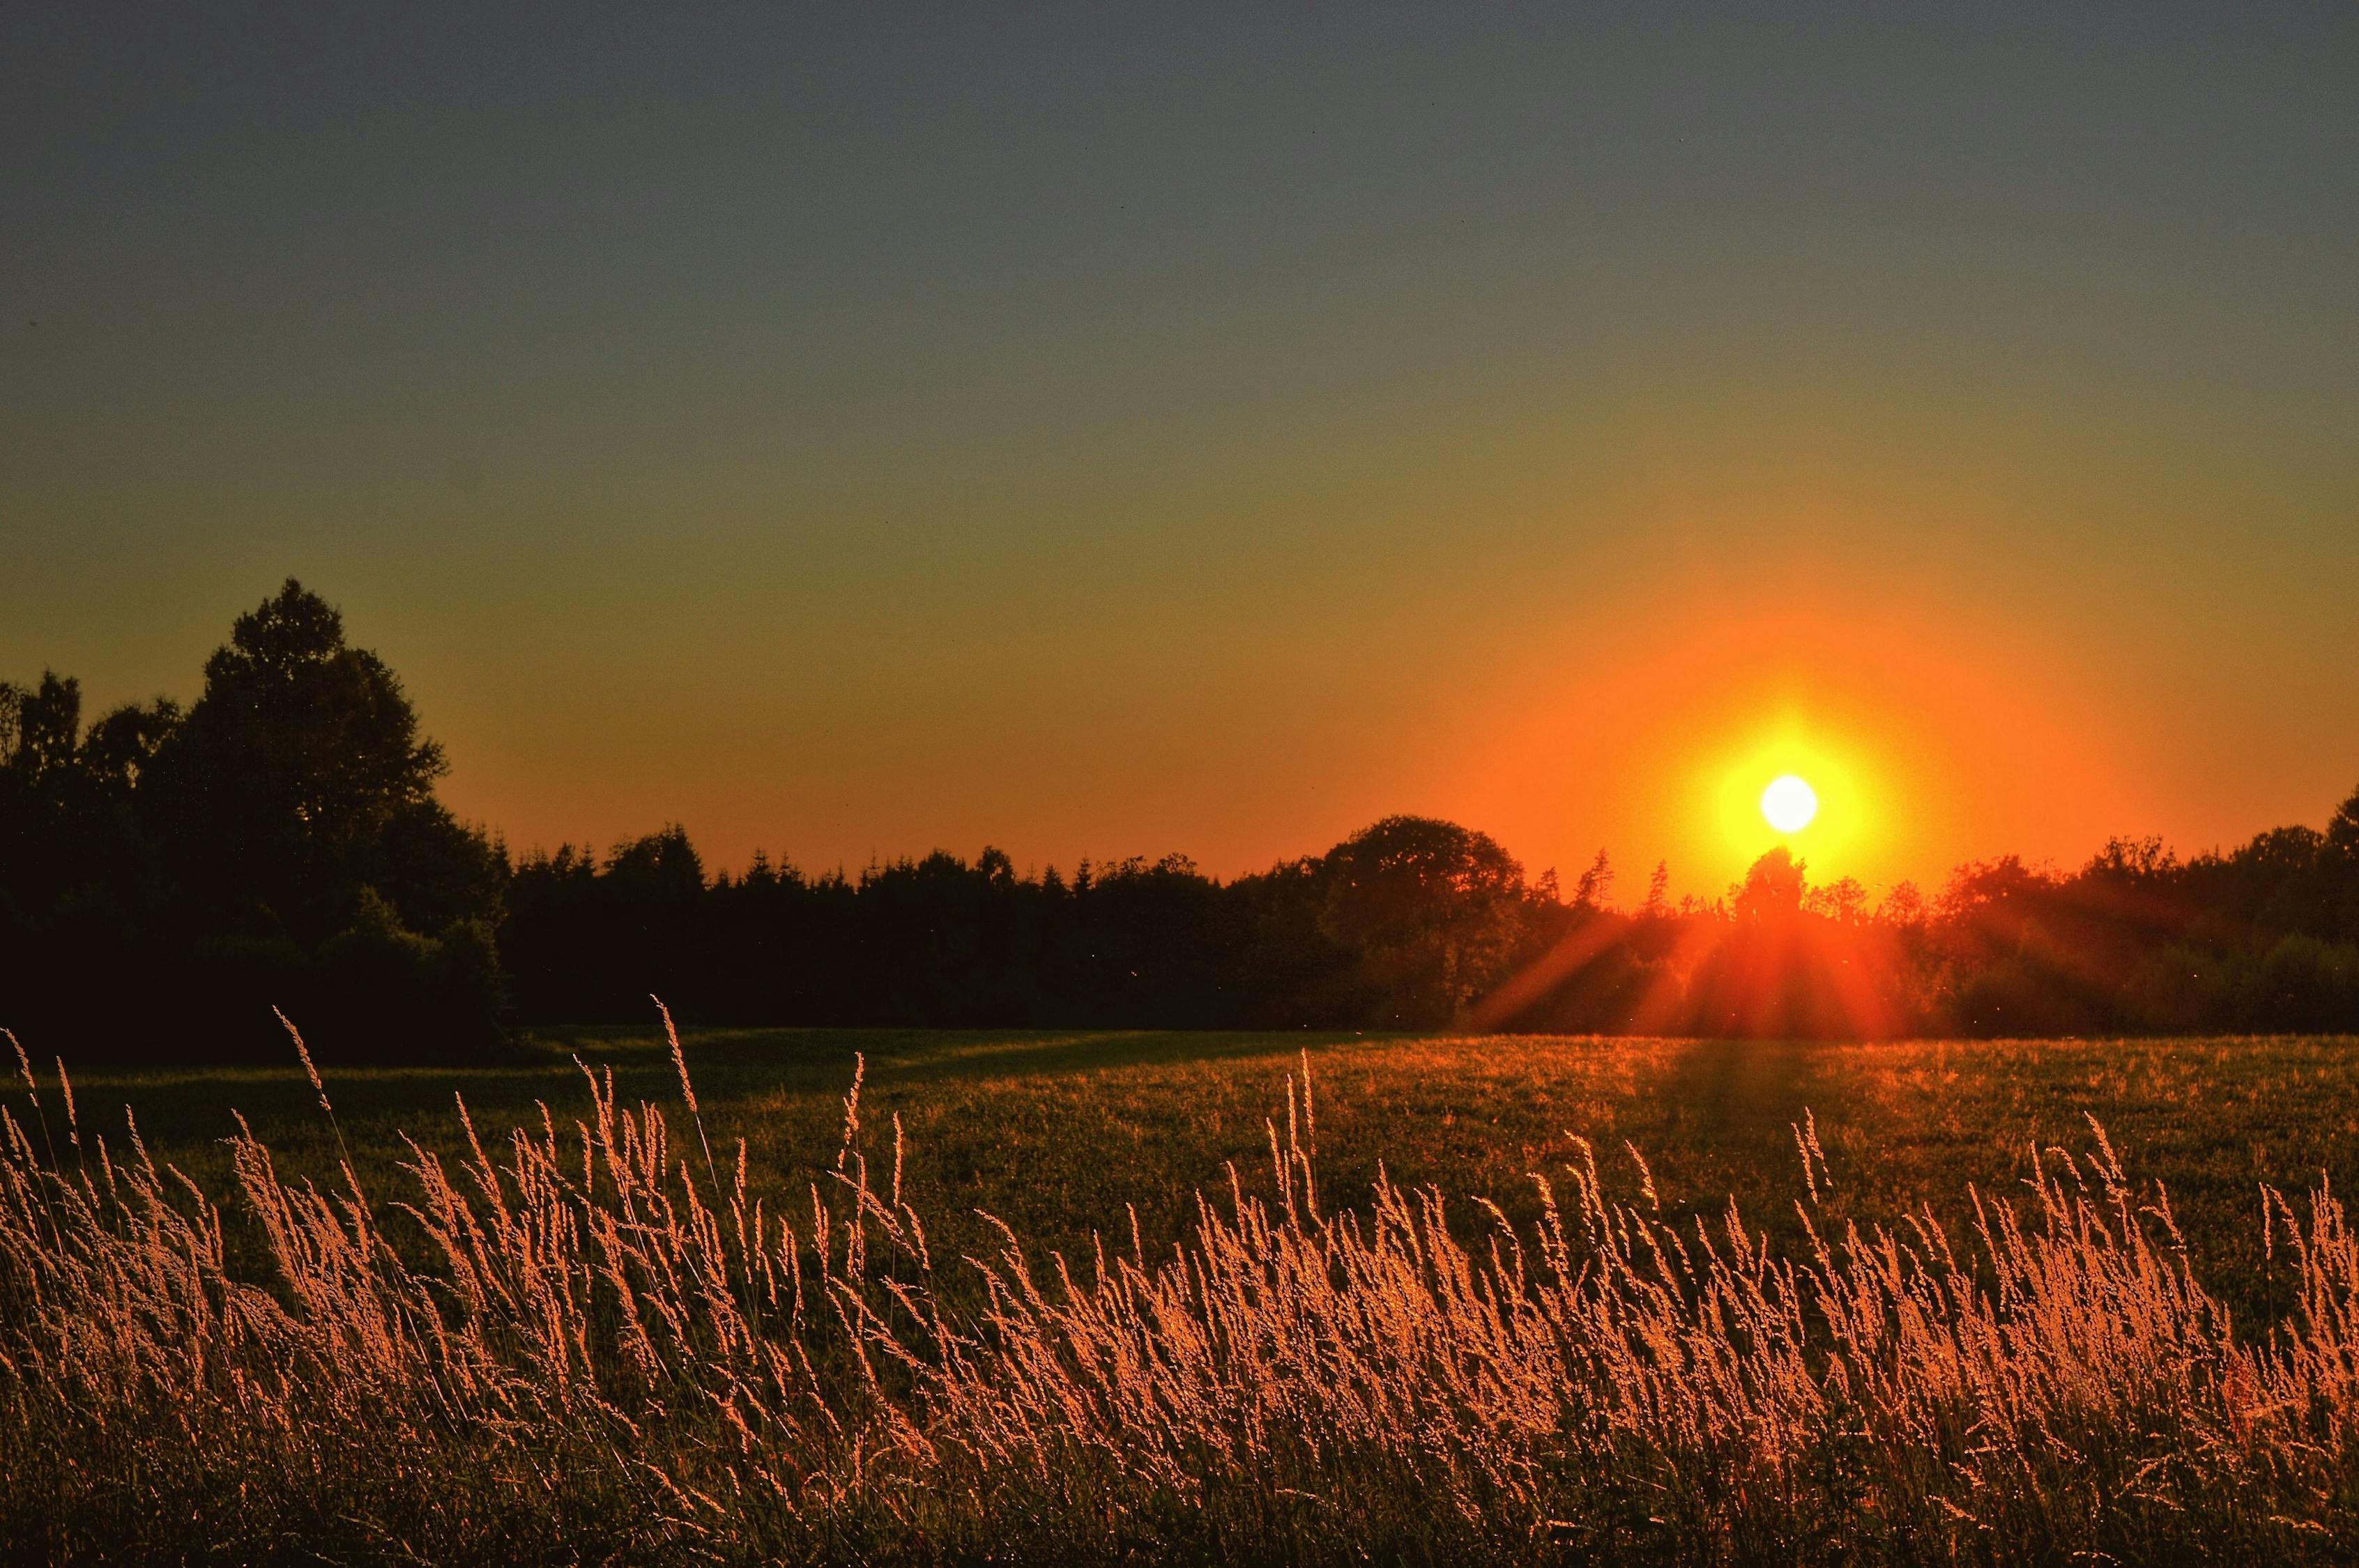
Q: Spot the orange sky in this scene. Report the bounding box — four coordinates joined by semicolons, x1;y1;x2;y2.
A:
1446;582;2150;898
5;10;2355;898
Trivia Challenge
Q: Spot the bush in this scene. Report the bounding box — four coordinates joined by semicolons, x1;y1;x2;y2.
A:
2124;936;2359;1034
307;889;507;1061
2255;934;2359;1031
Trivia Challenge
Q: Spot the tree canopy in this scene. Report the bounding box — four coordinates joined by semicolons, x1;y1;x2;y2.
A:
1;581;502;1060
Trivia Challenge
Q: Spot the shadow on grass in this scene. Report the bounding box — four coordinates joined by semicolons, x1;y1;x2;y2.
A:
25;1026;1401;1158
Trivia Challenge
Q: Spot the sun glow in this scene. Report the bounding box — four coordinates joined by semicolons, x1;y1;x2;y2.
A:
1455;585;2137;902
1700;716;1886;888
1760;774;1818;833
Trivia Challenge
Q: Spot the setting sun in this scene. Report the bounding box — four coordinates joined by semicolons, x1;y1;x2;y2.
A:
1761;774;1819;833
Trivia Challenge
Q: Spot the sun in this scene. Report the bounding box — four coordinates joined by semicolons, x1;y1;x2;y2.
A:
1760;774;1819;833
1695;716;1879;885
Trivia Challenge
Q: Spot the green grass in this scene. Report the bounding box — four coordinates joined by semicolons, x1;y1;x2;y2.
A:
28;1026;2359;1325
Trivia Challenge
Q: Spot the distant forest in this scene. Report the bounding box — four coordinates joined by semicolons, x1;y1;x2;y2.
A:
5;581;2358;1063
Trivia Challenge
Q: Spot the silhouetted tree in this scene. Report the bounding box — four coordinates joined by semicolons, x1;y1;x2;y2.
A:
2330;785;2359;941
1732;847;1805;923
151;580;458;941
1640;861;1672;921
0;581;505;1060
1318;816;1527;1028
1572;850;1614;911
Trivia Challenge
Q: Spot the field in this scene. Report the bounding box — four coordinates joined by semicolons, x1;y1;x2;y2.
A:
57;1027;2359;1322
10;1026;2359;1563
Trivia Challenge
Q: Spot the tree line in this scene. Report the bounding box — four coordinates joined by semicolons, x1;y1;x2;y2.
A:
4;581;2357;1061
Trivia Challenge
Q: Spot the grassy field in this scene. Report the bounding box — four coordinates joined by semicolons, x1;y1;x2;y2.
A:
11;1025;2359;1565
47;1025;2359;1321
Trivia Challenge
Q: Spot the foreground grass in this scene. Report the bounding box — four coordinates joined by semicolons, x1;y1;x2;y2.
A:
6;1026;2359;1563
48;1027;2359;1323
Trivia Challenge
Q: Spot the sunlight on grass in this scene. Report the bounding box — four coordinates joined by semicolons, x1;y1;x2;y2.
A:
10;1027;2359;1562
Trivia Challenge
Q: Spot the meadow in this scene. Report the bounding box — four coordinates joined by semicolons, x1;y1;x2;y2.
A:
9;1024;2359;1563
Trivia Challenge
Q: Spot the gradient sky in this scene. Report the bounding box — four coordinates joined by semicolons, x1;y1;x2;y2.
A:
6;3;2355;898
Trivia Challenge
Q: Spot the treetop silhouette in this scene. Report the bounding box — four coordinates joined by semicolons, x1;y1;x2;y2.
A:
6;582;2359;1056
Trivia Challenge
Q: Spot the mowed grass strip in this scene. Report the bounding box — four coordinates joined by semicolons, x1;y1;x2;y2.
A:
25;1027;2359;1324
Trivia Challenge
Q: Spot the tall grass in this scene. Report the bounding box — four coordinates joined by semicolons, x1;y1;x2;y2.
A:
5;1020;2359;1565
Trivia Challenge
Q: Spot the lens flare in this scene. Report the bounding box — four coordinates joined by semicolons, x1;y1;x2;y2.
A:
1761;774;1819;833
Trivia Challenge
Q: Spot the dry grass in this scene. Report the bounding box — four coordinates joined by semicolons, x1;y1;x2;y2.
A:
6;1019;2359;1565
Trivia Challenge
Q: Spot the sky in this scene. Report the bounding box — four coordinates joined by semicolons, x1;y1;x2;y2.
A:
5;3;2355;898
